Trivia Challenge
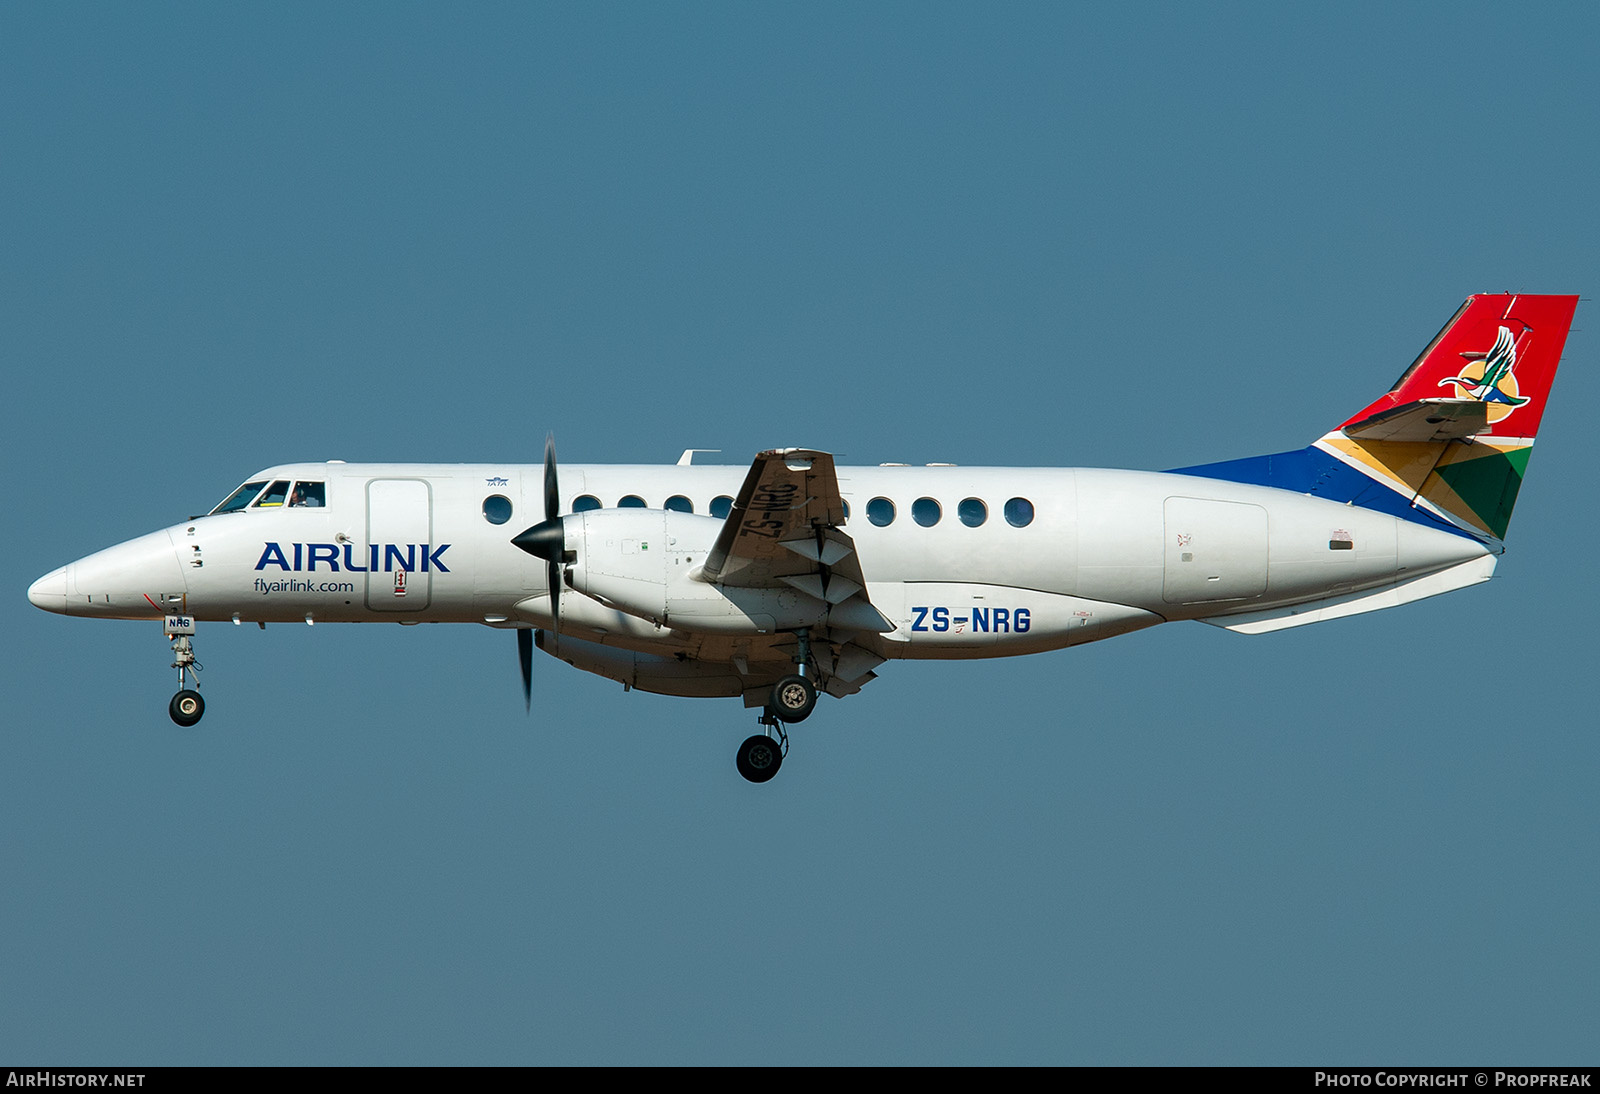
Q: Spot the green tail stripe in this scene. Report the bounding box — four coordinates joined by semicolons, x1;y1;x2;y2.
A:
1433;447;1533;539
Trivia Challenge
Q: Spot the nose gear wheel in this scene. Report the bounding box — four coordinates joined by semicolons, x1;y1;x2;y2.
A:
169;689;204;727
167;630;205;726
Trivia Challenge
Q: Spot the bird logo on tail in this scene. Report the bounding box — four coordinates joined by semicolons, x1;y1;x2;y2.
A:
1438;325;1531;424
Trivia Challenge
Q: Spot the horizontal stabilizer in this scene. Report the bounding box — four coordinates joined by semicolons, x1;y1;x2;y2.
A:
1342;398;1489;442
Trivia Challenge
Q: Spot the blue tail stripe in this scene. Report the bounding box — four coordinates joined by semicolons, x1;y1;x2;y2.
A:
1168;447;1482;540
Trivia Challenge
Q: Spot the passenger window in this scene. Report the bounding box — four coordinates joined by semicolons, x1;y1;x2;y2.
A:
912;498;941;527
1004;497;1035;527
573;495;602;513
254;480;291;507
212;480;267;514
710;495;734;519
482;495;513;525
665;495;693;513
866;497;896;527
618;495;646;508
842;499;850;519
290;482;325;508
958;498;987;527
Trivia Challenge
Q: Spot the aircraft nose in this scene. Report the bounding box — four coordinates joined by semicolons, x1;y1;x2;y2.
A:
28;566;70;614
33;529;187;618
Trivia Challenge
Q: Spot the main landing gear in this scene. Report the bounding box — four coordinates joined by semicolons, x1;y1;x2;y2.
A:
768;674;817;723
736;718;787;784
167;623;204;727
735;674;817;783
734;633;821;784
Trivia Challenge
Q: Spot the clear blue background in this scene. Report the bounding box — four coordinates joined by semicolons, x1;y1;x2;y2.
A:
3;2;1596;1064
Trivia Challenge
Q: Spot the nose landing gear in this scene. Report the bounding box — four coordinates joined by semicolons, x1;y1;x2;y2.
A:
169;685;204;727
165;616;204;727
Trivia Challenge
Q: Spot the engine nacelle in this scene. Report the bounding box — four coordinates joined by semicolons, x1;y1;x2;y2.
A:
566;509;833;634
535;630;744;698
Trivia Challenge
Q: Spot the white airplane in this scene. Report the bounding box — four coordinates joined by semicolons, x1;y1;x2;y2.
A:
28;293;1578;781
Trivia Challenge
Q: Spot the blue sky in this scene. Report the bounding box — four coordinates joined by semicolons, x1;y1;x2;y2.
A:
3;3;1597;1064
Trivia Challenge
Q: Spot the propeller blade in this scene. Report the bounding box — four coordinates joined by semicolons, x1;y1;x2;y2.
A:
517;627;533;713
547;558;561;644
513;433;567;645
543;432;562;640
544;433;560;523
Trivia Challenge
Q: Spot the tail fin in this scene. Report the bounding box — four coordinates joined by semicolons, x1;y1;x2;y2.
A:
1173;293;1578;542
1336;294;1576;443
1319;294;1577;540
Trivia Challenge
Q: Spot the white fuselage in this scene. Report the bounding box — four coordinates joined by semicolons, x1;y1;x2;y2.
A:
29;460;1492;689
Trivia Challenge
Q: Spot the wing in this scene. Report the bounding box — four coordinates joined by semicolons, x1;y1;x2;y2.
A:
700;448;889;634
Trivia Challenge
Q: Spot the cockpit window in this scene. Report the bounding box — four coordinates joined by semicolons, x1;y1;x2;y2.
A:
254;480;292;507
211;480;267;514
289;482;325;508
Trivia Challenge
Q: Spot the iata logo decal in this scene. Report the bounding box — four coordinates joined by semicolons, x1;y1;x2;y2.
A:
1439;325;1530;424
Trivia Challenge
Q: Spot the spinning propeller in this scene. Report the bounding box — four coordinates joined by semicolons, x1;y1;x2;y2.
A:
511;434;570;710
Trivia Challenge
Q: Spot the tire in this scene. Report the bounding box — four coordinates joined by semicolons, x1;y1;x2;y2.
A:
768;674;816;723
169;689;205;727
736;734;783;783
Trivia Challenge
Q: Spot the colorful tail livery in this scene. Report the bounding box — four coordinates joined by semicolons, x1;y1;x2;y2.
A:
1177;293;1579;543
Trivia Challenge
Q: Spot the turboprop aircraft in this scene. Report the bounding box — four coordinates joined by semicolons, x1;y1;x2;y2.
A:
27;293;1578;781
